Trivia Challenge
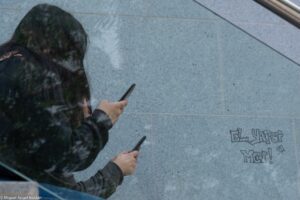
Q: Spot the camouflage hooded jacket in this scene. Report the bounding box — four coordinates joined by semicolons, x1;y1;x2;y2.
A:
0;4;123;199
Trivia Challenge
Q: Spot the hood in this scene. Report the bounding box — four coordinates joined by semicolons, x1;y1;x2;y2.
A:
10;4;91;128
11;4;88;73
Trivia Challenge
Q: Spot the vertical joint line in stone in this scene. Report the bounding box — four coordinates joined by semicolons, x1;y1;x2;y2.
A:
292;119;300;195
149;113;156;195
216;21;226;114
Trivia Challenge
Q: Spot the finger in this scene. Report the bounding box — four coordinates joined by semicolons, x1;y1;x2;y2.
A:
98;100;108;110
131;157;138;164
117;109;122;116
118;100;128;108
131;163;137;172
83;107;90;117
111;102;121;110
130;151;139;158
102;100;109;103
82;98;91;118
122;100;128;107
111;156;117;161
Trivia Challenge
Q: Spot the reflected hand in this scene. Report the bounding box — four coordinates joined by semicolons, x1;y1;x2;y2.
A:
98;100;128;124
112;151;139;176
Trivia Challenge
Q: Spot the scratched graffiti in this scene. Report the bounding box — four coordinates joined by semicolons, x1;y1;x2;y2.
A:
240;148;272;164
230;128;285;164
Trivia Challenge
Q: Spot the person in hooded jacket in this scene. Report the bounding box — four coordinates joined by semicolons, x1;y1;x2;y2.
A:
0;4;138;199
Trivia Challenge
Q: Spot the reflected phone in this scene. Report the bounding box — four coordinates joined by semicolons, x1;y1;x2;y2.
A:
119;83;136;101
131;136;146;152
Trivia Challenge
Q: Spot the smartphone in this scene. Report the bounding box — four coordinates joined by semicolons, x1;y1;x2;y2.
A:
119;83;136;101
131;136;147;152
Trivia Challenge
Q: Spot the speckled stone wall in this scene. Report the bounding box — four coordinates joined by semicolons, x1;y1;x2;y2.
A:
0;1;299;199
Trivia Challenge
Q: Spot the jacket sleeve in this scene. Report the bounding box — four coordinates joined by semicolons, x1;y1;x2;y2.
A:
0;54;123;198
0;56;112;173
72;161;124;199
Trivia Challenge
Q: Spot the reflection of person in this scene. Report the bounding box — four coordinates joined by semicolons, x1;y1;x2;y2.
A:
0;4;138;199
